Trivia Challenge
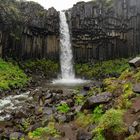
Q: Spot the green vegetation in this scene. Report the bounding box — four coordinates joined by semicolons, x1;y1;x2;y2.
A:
92;105;104;123
76;59;129;79
22;59;59;78
74;94;85;105
57;102;70;113
75;112;94;128
28;122;60;140
0;59;29;90
93;109;126;139
126;133;140;140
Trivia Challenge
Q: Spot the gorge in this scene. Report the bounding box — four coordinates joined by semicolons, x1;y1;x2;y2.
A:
1;0;140;140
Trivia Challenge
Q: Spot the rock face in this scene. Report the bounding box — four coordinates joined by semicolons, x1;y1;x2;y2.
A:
0;0;59;60
67;0;140;62
1;0;140;61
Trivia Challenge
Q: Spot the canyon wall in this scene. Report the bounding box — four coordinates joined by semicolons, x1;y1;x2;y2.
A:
67;0;140;62
0;0;59;60
1;0;140;62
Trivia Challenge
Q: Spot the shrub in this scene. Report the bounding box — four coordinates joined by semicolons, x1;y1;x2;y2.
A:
75;59;129;79
57;103;70;113
28;122;60;140
22;59;59;78
75;112;93;128
93;109;126;139
92;105;104;123
0;59;29;90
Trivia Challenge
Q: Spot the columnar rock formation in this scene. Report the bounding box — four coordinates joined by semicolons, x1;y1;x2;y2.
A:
0;0;59;60
0;0;140;61
67;0;140;62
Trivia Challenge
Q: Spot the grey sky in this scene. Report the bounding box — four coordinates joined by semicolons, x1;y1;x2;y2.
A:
26;0;90;11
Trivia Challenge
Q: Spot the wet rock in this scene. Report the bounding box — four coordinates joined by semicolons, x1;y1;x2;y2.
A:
129;57;140;68
35;107;43;116
65;99;74;107
45;93;52;99
10;132;23;140
27;123;42;132
14;110;28;118
133;84;140;94
55;114;67;122
128;126;136;135
77;130;92;140
43;107;53;115
44;99;52;106
80;90;87;96
83;86;90;91
132;121;139;128
82;92;112;109
66;112;75;122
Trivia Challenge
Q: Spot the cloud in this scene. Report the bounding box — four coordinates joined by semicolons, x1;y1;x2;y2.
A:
26;0;90;11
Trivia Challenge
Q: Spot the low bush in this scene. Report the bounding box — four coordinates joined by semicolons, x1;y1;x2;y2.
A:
93;109;126;139
76;59;130;79
0;59;29;90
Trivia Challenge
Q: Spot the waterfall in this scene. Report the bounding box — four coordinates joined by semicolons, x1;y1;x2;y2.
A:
59;11;75;79
52;11;88;85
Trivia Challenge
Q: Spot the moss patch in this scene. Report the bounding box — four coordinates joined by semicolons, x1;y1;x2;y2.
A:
76;59;130;79
0;59;29;90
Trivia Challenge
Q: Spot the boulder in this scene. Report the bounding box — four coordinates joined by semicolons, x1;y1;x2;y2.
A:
10;132;23;140
129;57;140;68
76;129;92;140
128;126;136;135
133;83;140;93
82;92;112;109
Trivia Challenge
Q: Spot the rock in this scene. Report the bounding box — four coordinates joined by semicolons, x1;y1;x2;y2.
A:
80;90;87;96
45;93;52;99
82;92;112;109
83;86;90;91
133;84;140;94
128;126;136;135
43;107;53;115
66;112;75;122
132;121;139;128
27;123;42;132
129;57;140;68
10;132;23;140
55;114;67;123
65;99;74;107
44;99;52;106
76;130;92;140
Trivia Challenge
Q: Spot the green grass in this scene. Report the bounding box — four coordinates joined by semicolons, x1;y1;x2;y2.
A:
93;109;126;139
0;59;29;90
57;103;70;113
28;122;60;140
22;59;59;78
76;59;130;79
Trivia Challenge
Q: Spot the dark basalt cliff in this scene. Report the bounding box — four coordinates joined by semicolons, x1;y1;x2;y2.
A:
67;0;140;62
0;0;59;60
1;0;140;61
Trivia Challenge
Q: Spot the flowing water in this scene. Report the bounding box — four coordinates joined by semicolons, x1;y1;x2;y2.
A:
53;11;88;85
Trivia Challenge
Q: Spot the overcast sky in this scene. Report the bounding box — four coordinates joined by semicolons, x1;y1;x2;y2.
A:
26;0;90;11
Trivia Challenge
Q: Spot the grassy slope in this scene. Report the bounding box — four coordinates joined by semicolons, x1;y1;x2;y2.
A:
0;59;29;90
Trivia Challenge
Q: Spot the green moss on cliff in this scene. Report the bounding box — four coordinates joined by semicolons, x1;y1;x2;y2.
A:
22;59;59;78
76;59;130;79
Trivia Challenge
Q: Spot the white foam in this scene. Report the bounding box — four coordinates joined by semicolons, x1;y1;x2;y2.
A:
52;78;89;86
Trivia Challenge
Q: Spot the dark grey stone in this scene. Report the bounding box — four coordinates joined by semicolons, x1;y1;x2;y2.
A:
82;92;112;109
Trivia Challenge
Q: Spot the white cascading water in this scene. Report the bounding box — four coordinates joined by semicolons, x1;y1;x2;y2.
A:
59;11;75;79
53;11;87;85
